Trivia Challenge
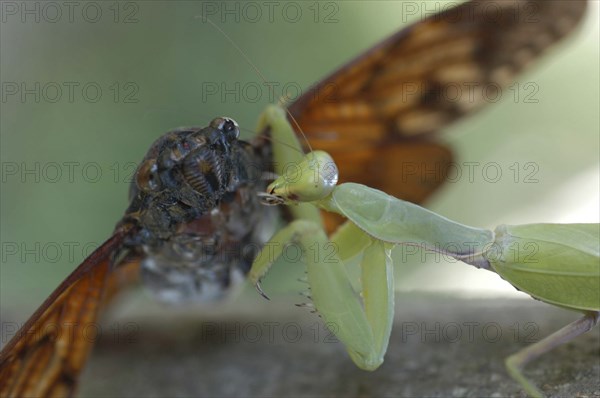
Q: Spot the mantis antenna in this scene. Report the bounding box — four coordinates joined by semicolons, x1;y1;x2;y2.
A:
238;126;305;155
194;14;314;155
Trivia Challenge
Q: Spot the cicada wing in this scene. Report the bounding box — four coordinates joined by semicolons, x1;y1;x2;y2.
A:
0;228;138;398
320;141;453;233
289;0;587;203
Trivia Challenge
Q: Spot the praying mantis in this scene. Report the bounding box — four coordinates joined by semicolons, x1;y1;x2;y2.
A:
250;105;599;397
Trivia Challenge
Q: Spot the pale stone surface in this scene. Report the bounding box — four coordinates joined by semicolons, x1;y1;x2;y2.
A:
79;293;600;397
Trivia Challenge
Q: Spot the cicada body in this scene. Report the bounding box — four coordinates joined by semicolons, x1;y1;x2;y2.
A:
0;117;275;397
116;117;274;303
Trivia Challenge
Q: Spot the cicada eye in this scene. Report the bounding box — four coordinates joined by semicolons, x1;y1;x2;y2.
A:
222;118;239;139
210;117;240;141
136;159;161;192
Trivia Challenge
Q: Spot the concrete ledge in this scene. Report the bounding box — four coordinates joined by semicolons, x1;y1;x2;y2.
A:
79;293;600;397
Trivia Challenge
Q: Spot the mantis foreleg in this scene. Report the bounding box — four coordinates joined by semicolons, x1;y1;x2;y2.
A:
252;105;600;394
249;219;395;370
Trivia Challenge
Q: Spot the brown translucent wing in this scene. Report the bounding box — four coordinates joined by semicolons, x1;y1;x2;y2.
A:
0;228;138;398
320;141;453;232
289;0;587;208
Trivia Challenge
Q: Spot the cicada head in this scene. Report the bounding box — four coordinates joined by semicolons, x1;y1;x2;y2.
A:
118;116;272;304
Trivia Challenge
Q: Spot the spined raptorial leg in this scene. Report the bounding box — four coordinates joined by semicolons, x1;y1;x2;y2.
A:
249;219;395;370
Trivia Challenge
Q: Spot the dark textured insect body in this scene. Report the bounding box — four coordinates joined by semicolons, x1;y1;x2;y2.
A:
115;117;274;303
0;117;278;396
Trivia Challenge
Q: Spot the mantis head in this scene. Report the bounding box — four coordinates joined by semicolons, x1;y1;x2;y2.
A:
261;150;339;205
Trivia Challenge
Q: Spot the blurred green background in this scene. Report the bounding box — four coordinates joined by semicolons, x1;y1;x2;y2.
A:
1;0;598;328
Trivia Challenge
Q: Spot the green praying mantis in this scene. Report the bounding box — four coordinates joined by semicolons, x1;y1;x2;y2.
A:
248;105;600;398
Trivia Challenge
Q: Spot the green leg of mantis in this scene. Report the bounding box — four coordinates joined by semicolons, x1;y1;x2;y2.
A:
505;311;599;398
249;219;395;370
252;105;599;394
321;184;600;395
254;105;397;369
